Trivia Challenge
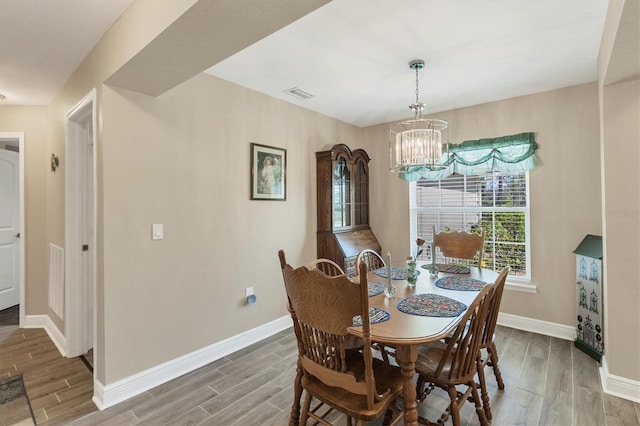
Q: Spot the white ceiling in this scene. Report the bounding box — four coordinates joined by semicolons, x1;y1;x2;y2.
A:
1;0;609;129
206;0;609;127
0;0;134;105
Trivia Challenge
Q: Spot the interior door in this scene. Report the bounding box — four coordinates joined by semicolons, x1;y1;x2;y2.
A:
0;149;20;311
80;118;94;352
65;90;96;358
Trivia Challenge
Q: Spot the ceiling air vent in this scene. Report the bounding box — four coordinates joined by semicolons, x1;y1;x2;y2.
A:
283;87;313;100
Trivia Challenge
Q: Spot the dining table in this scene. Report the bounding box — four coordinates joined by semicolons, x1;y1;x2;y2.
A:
347;261;499;426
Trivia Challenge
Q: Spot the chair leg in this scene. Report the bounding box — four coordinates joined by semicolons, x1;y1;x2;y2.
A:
372;343;390;363
289;365;303;425
445;386;461;426
300;392;313;425
416;376;431;403
470;381;489;426
476;357;492;420
488;342;505;390
382;407;394;425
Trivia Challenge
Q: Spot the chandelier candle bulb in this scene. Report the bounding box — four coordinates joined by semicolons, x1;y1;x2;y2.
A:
383;252;397;297
431;242;436;267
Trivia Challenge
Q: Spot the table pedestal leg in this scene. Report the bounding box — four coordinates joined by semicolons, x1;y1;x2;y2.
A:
395;345;419;426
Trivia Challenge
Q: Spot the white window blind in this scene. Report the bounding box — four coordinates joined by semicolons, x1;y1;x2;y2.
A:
410;172;530;278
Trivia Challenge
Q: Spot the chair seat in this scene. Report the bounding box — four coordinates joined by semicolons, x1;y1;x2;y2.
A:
302;358;403;421
415;340;455;381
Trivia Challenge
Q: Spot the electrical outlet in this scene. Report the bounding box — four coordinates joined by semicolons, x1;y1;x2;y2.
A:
245;287;256;304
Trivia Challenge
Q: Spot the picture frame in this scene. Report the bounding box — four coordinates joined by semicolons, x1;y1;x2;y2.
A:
250;143;287;200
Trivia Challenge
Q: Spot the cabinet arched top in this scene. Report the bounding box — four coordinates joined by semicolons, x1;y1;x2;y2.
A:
318;143;371;164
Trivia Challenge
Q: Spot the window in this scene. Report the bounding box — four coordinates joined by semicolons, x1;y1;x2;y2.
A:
410;171;530;279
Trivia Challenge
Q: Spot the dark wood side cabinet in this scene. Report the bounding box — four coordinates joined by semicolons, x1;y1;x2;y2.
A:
316;144;381;276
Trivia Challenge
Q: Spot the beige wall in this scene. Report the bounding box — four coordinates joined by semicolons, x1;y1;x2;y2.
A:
36;0;203;364
39;0;318;383
601;79;640;381
0;106;49;316
11;0;638;396
598;0;640;383
598;0;640;384
363;83;603;327
100;73;361;382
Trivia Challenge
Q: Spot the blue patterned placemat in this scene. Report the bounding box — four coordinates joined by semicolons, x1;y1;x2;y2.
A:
368;281;386;297
435;276;486;291
353;307;391;326
421;263;471;274
374;267;421;280
397;294;467;317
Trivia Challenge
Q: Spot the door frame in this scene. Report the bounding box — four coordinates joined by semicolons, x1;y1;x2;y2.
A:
65;89;97;358
0;132;24;325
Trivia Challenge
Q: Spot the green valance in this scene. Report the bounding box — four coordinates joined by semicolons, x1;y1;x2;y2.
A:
399;132;538;181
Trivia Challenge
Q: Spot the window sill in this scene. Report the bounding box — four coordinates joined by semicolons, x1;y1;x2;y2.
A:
505;278;537;294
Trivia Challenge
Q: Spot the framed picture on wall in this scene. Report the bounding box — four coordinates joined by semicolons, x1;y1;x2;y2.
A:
250;143;287;201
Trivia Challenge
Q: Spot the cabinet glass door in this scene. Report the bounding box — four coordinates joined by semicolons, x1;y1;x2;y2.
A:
333;157;351;228
353;159;369;226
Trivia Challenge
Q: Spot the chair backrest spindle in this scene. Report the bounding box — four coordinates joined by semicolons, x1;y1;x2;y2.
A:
355;249;385;276
306;258;345;277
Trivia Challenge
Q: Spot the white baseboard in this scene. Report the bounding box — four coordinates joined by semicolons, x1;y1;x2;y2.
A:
497;312;576;340
94;315;292;410
600;355;640;403
23;314;68;357
23;311;638;408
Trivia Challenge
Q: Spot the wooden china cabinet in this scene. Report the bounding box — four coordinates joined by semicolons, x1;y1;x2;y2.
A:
316;144;381;277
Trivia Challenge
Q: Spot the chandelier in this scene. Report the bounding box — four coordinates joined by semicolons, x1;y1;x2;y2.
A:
389;60;448;174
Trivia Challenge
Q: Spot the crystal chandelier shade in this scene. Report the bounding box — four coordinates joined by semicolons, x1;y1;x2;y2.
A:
390;60;448;173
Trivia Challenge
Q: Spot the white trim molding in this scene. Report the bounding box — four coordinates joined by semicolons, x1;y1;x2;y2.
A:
497;312;576;340
600;355;640;403
23;314;67;357
93;315;292;410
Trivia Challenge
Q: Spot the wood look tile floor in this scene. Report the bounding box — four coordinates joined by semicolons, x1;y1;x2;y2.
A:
1;313;638;425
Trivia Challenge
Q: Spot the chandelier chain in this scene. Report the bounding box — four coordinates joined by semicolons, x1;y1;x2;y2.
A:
415;65;420;105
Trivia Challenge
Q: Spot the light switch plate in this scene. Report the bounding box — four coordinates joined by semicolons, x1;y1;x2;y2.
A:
152;224;163;240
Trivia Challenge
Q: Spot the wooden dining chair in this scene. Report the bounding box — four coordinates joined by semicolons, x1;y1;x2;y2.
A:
307;257;364;355
433;225;485;266
278;250;306;425
355;249;385;275
280;253;404;426
306;258;345;277
414;283;495;426
476;266;510;420
354;249;398;364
